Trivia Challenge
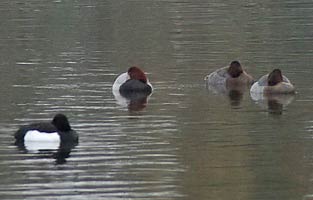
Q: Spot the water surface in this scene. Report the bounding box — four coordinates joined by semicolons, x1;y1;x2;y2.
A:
1;1;313;199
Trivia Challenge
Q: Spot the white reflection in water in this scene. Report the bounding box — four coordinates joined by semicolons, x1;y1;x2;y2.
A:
251;93;295;115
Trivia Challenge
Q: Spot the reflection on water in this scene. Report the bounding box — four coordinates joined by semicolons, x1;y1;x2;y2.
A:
251;92;295;115
113;87;152;111
16;142;76;165
0;0;313;200
267;99;283;115
205;78;248;108
126;94;150;111
15;137;78;165
228;89;244;107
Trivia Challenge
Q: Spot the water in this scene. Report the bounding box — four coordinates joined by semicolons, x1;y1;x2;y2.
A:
0;0;313;199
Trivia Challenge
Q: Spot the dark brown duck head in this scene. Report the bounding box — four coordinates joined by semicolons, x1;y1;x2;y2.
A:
268;69;283;86
227;61;243;78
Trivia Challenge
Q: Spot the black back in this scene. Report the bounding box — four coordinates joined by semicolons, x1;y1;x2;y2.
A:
14;122;57;143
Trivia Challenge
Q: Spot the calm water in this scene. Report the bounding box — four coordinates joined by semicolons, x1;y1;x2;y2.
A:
0;0;313;199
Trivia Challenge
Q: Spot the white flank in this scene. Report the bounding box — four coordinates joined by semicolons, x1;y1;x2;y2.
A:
112;72;130;92
24;130;60;152
113;91;130;107
250;81;265;94
250;74;268;96
24;140;60;152
205;67;229;86
24;130;60;142
250;82;266;101
147;80;153;91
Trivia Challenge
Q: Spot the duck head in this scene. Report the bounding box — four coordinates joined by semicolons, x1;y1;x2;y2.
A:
128;66;148;84
52;114;71;132
268;69;283;86
227;61;243;78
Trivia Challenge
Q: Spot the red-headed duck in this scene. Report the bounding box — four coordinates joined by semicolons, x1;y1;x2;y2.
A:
112;66;153;94
112;66;153;110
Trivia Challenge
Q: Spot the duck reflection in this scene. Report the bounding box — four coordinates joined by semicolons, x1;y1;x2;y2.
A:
206;81;248;107
251;92;295;115
15;140;78;164
113;89;151;111
228;89;244;107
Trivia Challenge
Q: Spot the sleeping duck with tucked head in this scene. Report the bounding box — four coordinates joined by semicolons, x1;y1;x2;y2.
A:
112;66;153;110
250;68;295;95
14;114;78;151
112;66;153;95
205;60;254;93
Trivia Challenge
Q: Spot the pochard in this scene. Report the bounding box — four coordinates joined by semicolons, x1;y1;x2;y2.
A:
112;66;153;95
205;61;254;88
250;69;295;95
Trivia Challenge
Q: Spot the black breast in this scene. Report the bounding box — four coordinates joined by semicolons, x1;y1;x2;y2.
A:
119;79;152;98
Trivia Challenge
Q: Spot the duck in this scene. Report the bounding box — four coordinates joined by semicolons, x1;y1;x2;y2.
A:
205;61;254;88
112;66;153;110
250;69;295;95
14;114;78;148
112;66;153;96
205;61;254;95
